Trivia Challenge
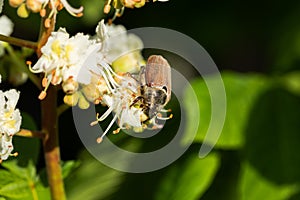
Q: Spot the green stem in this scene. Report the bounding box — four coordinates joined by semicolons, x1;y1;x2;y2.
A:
28;179;39;200
5;44;42;90
0;34;37;50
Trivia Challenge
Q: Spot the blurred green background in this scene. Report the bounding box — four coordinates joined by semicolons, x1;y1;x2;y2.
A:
1;0;300;199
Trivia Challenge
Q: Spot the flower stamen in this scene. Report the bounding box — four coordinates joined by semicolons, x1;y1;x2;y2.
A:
104;0;112;14
96;112;118;143
156;113;173;120
60;0;83;17
27;61;43;73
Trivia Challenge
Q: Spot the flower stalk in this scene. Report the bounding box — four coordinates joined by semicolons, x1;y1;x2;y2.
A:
0;34;37;50
41;85;66;200
38;9;66;200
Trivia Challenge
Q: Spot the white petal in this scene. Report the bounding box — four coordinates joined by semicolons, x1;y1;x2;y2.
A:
0;133;13;160
102;95;113;107
0;15;14;36
96;20;108;43
4;89;20;109
119;108;142;128
75;43;102;84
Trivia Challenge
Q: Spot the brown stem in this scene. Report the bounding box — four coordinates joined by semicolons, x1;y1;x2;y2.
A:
38;9;66;200
0;34;37;50
41;86;66;200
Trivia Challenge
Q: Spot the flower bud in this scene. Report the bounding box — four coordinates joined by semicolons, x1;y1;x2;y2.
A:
112;52;144;73
62;78;79;94
78;94;90;109
9;0;24;8
63;92;79;107
81;83;100;102
17;3;29;18
26;0;42;13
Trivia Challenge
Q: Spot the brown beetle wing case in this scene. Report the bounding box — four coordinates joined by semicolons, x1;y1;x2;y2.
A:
145;55;172;103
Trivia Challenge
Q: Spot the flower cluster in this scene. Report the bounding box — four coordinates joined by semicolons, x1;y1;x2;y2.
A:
0;75;22;162
8;0;83;26
104;0;169;21
30;20;171;142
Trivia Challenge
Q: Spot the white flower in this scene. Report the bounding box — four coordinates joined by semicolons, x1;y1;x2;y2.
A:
59;0;83;17
96;20;143;65
29;28;103;99
31;28;100;83
40;0;83;16
0;15;14;56
0;75;22;162
90;70;146;143
0;16;13;36
31;28;69;75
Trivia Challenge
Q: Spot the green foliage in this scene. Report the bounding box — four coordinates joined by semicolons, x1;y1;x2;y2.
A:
239;162;299;200
0;160;50;200
65;151;125;200
154;152;220;200
181;71;300;200
184;71;271;149
0;160;80;200
244;87;300;184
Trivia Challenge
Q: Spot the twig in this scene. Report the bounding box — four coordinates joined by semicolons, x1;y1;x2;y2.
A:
15;129;45;139
0;34;37;50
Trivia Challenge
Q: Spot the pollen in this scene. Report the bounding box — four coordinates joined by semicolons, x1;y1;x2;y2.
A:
104;4;111;14
40;9;46;17
10;152;18;157
42;77;48;88
113;128;121;134
38;91;47;100
96;137;103;143
44;18;51;28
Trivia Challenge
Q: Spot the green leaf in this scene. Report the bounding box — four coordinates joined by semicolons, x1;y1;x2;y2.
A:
0;181;31;199
65;151;125;200
239;162;299;200
0;171;20;186
35;183;50;200
1;161;28;179
0;160;49;200
62;160;80;179
154;152;220;200
244;87;300;184
281;71;300;96
184;71;270;149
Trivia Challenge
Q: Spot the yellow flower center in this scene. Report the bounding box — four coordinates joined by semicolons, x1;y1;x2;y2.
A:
51;40;62;56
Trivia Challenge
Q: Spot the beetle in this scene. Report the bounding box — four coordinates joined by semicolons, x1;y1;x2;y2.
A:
132;55;172;124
